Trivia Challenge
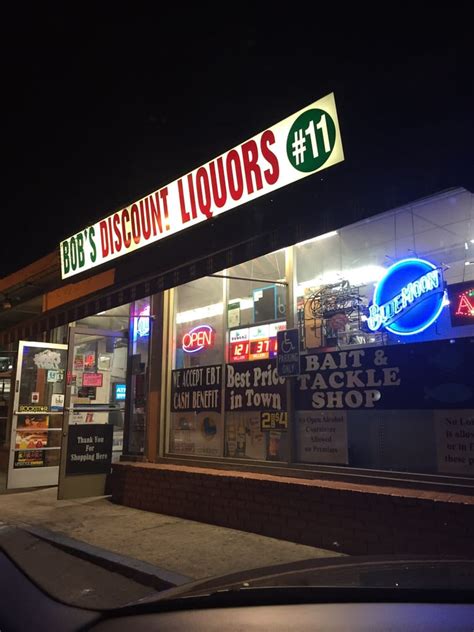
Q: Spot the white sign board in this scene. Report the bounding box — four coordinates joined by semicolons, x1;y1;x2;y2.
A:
435;410;474;475
296;410;348;464
60;92;344;278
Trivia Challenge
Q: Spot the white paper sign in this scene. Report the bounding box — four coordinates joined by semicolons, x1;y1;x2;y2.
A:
435;410;474;475
296;410;348;464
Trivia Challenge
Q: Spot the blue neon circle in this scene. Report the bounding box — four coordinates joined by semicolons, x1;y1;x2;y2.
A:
372;258;445;336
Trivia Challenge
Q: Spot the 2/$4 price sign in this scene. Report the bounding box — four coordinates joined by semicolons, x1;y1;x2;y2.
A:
60;93;344;279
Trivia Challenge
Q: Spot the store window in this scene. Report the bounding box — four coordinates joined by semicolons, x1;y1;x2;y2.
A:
75;305;130;333
296;191;474;351
293;189;474;478
167;251;290;462
224;251;288;462
49;301;151;459
125;298;151;455
169;276;225;457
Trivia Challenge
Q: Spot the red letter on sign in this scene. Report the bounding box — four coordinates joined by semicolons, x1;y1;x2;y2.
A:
241;139;263;194
260;129;279;185
99;220;109;257
113;213;122;252
131;203;141;244
139;199;152;240
209;157;227;208
122;209;131;249
178;178;191;224
196;167;213;219
226;150;244;201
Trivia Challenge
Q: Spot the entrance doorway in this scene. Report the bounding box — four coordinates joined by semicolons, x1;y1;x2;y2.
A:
7;341;68;489
58;326;128;499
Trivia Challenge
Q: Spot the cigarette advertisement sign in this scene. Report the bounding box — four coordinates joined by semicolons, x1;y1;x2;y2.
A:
60;92;344;279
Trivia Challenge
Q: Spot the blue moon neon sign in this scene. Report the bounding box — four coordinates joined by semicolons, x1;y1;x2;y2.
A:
367;258;446;336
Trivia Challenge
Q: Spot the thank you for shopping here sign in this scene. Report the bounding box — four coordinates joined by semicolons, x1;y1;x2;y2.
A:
60;93;344;279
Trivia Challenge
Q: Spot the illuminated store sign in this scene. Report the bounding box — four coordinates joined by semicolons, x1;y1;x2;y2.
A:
133;305;150;340
448;281;474;327
367;258;446;336
60;93;344;279
229;322;286;362
182;325;215;354
114;384;126;401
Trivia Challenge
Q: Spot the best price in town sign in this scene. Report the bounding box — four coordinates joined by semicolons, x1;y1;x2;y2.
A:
60;93;344;279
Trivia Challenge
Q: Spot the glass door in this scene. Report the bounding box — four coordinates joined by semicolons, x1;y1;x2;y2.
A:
58;327;127;500
7;341;68;489
0;352;15;445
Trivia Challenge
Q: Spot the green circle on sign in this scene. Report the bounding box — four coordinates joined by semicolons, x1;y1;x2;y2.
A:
286;108;336;173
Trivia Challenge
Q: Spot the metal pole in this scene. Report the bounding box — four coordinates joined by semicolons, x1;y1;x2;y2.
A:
285;246;296;465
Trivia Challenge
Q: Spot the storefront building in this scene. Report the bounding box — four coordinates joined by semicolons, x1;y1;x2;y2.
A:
1;95;474;554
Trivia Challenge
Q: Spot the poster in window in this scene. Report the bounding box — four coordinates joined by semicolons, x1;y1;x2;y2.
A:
15;430;48;450
225;412;266;459
98;355;112;370
267;430;288;461
170;411;223;457
82;372;103;387
16;414;49;430
77;386;97;400
227;302;241;328
296;411;348;464
14;449;44;468
74;354;84;370
225;359;286;413
84;353;96;370
171;365;222;413
435;410;474;475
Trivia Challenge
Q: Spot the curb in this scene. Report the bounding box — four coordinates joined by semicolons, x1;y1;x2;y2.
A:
23;525;191;591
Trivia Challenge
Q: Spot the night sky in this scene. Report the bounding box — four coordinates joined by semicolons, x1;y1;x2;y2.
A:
3;9;473;277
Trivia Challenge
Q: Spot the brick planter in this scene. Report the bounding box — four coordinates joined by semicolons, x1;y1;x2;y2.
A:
110;462;474;556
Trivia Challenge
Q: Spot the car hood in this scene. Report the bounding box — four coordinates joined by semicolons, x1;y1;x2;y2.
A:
136;554;474;604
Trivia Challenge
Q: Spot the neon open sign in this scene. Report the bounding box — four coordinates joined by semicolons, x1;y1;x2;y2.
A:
367;258;446;336
182;324;215;353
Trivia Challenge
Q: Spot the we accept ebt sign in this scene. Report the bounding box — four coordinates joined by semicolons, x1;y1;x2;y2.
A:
60;93;344;279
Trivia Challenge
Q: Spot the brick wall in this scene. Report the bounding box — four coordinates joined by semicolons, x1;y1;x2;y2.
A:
110;462;474;556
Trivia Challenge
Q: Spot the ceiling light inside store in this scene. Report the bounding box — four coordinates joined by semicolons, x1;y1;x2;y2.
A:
296;264;386;296
176;297;256;325
176;302;224;324
238;298;254;310
297;231;338;246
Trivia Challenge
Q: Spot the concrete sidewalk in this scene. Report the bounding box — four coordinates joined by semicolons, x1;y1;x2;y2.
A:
0;487;341;582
